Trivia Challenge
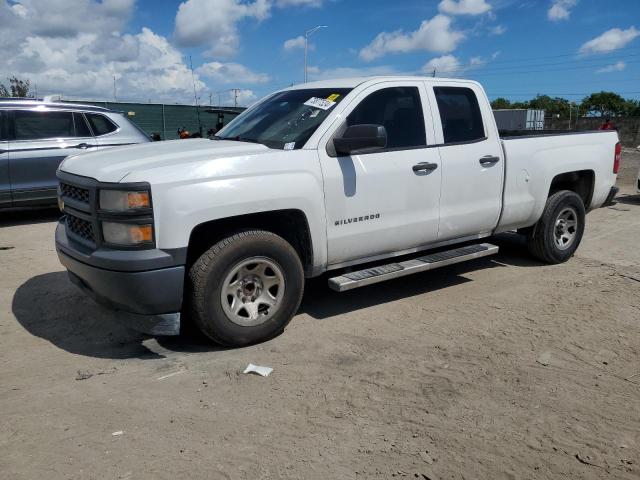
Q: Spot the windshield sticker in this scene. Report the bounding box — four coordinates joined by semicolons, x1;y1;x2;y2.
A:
304;97;336;111
326;93;341;102
284;142;296;150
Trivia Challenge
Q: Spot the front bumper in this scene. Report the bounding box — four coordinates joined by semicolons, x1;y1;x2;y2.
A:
602;186;619;207
56;222;184;336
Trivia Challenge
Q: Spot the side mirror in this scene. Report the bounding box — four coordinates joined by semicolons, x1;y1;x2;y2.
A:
333;124;387;156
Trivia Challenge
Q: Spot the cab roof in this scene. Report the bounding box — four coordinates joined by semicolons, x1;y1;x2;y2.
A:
284;76;477;90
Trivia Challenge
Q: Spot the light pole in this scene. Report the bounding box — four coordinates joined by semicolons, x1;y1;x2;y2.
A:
304;25;327;83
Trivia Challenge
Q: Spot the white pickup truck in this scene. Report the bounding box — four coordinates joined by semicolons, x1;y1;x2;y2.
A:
55;76;620;346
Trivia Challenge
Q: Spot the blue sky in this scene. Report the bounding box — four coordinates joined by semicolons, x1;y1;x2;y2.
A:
2;0;639;104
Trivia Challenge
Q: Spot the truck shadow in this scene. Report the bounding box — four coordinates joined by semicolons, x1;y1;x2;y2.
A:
301;234;541;320
614;194;640;206
0;207;61;227
11;236;540;358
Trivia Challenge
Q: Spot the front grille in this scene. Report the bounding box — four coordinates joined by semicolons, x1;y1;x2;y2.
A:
66;214;95;243
60;182;90;204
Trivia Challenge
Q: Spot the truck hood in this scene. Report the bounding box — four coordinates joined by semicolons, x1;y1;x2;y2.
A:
59;139;270;183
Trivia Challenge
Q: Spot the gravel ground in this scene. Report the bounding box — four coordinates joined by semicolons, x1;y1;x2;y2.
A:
1;149;639;480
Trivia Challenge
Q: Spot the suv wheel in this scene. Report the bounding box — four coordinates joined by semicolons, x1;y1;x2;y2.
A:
526;190;586;264
188;230;304;347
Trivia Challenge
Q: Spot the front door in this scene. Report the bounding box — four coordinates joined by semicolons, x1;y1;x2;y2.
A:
319;82;442;266
8;110;97;205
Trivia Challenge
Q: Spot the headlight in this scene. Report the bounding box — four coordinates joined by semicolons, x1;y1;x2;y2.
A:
100;190;150;211
102;222;153;246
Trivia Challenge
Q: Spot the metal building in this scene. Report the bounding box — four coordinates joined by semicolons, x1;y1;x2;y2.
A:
493;109;545;131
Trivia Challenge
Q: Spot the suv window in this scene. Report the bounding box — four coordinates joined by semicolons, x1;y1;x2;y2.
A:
14;110;76;140
86;113;118;136
74;112;92;137
0;111;7;141
434;87;485;144
347;87;426;150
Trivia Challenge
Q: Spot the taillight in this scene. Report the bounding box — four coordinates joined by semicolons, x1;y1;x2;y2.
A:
614;142;621;174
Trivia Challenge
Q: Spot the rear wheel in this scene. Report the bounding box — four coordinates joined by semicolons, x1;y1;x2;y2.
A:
526;190;585;264
188;230;304;347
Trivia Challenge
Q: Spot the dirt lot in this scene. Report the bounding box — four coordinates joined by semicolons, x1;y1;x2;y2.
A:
1;150;639;480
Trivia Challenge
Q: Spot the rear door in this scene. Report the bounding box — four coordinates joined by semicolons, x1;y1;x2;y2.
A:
319;81;442;266
427;83;504;241
0;111;10;207
8;109;97;204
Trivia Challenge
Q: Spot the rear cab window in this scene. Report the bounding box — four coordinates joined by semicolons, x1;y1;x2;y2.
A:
433;87;485;144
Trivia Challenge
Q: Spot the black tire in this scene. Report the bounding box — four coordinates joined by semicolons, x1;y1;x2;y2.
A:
188;230;304;347
526;190;585;264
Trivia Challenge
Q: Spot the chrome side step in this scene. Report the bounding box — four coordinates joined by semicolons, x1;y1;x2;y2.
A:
328;243;499;292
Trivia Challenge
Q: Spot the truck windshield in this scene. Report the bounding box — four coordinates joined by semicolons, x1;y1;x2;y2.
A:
216;88;351;150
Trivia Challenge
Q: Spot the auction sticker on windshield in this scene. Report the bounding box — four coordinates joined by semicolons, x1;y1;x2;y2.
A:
304;97;336;110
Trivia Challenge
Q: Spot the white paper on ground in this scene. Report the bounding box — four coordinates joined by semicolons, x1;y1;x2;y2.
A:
243;363;273;377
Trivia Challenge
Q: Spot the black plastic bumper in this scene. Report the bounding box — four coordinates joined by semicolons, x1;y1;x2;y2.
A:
603;186;619;207
56;224;184;336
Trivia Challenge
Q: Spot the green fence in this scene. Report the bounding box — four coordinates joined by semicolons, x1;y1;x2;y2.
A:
63;101;244;140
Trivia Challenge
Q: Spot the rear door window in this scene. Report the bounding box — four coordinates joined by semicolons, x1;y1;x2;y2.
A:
347;86;426;150
14;110;75;140
86;113;118;136
73;112;92;137
433;87;485;144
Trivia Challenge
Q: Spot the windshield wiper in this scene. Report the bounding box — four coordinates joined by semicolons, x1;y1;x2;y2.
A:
217;135;263;145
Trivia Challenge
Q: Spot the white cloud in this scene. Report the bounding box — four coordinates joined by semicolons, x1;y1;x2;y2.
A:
548;0;577;22
360;15;465;61
307;65;400;81
0;1;210;103
596;61;626;73
283;35;306;50
276;0;322;6
489;25;506;35
174;0;270;58
438;0;491;15
422;54;486;76
197;61;270;84
579;26;640;54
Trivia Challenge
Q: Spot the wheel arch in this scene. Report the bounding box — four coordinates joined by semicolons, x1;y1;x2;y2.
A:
548;169;595;209
186;209;315;277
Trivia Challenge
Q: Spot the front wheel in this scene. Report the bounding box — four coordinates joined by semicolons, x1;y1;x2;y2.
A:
188;230;304;347
526;190;586;264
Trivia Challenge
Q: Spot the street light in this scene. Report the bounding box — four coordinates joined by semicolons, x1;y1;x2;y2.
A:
304;25;327;83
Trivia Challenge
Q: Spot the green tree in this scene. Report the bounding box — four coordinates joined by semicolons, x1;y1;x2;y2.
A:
580;91;627;117
491;97;512;109
527;95;570;117
0;76;31;97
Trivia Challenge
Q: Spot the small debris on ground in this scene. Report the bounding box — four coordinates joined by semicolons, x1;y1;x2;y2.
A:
76;370;93;381
243;363;273;377
536;352;552;366
112;431;124;436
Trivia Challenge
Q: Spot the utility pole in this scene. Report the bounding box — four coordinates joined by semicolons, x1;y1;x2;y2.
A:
304;25;327;83
209;92;212;106
232;88;240;108
189;55;202;135
113;75;117;102
432;68;436;78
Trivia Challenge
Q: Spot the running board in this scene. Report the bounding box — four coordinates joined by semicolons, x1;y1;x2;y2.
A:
328;243;499;292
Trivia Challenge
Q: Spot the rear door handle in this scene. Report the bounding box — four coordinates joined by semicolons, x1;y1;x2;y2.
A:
479;155;500;166
74;143;91;149
412;162;438;173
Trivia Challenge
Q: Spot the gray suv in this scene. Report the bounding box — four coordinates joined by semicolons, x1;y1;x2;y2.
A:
0;100;150;208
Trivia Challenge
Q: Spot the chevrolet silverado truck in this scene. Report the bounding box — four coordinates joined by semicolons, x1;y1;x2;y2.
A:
55;77;620;347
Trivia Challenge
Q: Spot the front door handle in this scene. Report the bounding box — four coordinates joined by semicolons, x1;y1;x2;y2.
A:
412;162;438;173
479;155;500;167
74;143;91;149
